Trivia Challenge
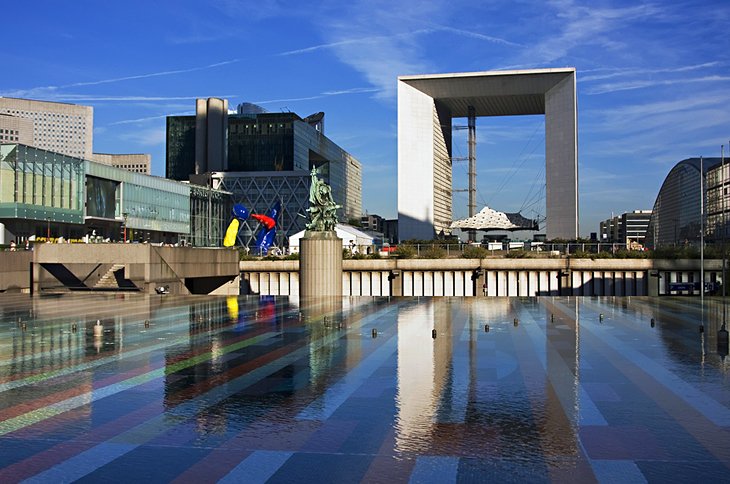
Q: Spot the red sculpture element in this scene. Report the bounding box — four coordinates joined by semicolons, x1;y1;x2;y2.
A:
251;213;276;230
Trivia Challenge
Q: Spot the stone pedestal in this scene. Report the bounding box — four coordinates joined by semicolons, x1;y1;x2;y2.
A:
300;231;342;297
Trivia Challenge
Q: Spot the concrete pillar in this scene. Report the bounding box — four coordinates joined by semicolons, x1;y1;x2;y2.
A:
559;271;571;296
518;271;528;297
352;271;362;296
342;272;351;296
476;270;486;297
362;271;372;296
377;271;387;296
624;272;634;296
571;271;582;296
414;272;424;296
434;271;444;296
389;270;402;296
424;271;434;296
444;271;454;296
538;271;551;296
454;272;465;296
550;271;560;296
582;271;592;296
271;272;280;296
290;272;300;297
528;271;538;296
299;231;343;297
487;271;497;297
614;272;624;296
637;271;648;296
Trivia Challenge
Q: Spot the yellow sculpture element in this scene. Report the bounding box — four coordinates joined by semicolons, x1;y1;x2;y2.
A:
223;219;240;247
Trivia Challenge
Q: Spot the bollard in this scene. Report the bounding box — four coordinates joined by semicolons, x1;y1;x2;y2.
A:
650;320;655;328
432;329;437;339
372;328;377;338
699;324;705;333
513;318;519;327
484;324;490;332
71;323;77;333
599;313;604;322
144;320;150;328
550;314;554;323
93;320;103;337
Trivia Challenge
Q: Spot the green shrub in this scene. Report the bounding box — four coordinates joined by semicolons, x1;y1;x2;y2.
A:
462;245;489;259
395;244;417;259
505;249;529;258
421;245;446;259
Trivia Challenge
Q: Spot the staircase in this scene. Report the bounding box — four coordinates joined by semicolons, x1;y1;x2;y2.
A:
94;264;125;289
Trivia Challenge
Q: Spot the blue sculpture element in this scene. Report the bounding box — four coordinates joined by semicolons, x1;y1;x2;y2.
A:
232;204;250;221
252;200;281;255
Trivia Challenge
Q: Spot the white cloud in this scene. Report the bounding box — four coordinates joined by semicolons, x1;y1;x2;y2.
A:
519;1;661;65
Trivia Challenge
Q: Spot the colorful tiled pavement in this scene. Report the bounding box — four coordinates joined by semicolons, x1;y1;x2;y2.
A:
1;293;729;482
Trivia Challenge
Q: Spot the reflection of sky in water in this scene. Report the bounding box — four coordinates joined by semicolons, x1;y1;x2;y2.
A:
0;294;729;482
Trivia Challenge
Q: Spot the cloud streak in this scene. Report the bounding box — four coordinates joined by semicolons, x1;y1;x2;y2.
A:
254;87;381;105
0;59;239;100
585;75;730;95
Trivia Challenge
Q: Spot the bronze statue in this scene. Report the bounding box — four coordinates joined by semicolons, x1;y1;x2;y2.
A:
306;166;340;231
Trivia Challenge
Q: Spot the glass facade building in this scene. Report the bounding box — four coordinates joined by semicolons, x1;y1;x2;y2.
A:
166;106;362;250
0;144;227;246
645;157;725;248
165;116;196;181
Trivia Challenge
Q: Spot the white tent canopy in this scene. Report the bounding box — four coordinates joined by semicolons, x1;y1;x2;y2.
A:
289;224;375;254
450;206;538;231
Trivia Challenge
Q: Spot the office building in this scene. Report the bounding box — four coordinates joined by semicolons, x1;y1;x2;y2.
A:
90;153;151;174
0;144;227;246
0;97;93;159
599;210;652;248
0;114;33;145
166;99;362;249
645;157;726;248
0;97;152;175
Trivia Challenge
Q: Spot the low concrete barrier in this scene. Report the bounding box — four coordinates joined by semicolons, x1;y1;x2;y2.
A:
240;258;724;297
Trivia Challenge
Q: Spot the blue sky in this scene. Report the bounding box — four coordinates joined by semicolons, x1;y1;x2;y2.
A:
2;0;729;237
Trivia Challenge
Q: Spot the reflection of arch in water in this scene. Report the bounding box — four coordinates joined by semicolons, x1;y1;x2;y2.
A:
393;297;581;459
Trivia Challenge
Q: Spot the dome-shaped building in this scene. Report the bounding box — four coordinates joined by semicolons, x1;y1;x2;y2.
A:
645;157;725;248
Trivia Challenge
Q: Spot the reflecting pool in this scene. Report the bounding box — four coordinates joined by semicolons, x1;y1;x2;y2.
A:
1;294;730;482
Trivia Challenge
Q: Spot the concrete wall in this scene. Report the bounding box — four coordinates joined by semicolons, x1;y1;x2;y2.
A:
0;251;33;292
27;244;239;295
545;74;579;239
241;258;725;297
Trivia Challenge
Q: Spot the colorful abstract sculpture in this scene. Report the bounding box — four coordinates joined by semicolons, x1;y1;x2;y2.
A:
223;204;250;247
222;201;280;255
252;201;280;255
